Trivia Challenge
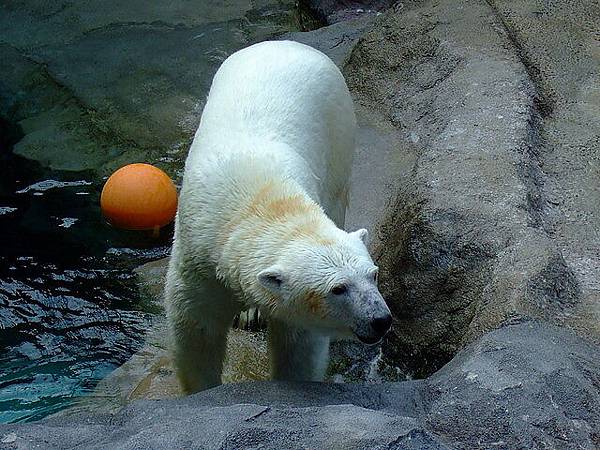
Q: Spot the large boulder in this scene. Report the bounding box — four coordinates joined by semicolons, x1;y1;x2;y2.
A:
344;0;600;376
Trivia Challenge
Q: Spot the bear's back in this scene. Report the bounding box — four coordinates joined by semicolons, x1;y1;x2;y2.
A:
186;40;356;224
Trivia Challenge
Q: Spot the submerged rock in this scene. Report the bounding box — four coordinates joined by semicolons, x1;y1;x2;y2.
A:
0;0;316;178
61;322;270;416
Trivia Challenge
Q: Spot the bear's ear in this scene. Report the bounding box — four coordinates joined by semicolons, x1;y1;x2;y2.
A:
257;266;285;294
351;228;369;244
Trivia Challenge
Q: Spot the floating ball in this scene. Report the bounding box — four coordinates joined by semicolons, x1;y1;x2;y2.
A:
101;163;177;231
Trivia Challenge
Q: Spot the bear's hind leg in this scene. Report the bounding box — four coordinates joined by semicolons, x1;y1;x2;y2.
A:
165;273;238;394
268;319;330;382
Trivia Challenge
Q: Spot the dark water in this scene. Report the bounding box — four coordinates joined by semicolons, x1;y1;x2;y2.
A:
0;130;172;422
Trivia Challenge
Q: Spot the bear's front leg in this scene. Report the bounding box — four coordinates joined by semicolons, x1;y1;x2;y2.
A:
268;319;330;382
165;271;238;393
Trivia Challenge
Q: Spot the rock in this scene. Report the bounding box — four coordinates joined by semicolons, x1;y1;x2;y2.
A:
425;321;600;449
0;0;315;178
3;322;599;449
306;0;394;25
344;0;600;376
484;0;600;365
133;257;169;314
57;320;270;418
283;16;373;67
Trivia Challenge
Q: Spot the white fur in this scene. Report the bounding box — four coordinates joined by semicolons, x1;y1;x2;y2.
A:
165;40;391;393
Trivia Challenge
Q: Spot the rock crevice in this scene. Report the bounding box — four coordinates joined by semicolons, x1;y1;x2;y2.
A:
344;0;599;376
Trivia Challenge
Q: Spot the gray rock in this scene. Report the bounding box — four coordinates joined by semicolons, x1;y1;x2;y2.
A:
485;0;600;368
425;321;600;449
0;0;313;177
283;15;373;67
305;0;394;25
2;322;599;449
344;0;600;376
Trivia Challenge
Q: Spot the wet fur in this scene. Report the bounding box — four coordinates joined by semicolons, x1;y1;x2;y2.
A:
165;41;361;393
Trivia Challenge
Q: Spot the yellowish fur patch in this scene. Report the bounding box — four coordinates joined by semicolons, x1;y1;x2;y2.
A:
249;181;276;211
262;195;316;221
305;290;327;317
217;181;274;247
219;180;330;247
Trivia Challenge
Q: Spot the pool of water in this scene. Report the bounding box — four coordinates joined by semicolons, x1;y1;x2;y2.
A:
0;147;172;422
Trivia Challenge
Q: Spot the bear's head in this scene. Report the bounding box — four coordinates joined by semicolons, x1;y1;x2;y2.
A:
257;228;392;344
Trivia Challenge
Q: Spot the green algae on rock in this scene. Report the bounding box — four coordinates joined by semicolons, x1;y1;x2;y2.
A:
0;0;319;179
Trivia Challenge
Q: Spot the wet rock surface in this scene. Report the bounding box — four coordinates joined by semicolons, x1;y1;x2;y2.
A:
3;322;599;449
0;0;314;177
306;0;394;24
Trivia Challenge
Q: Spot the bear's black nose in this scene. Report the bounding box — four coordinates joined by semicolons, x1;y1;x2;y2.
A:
370;315;393;335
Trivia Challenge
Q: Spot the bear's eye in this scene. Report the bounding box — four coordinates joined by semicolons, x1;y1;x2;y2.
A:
331;284;347;296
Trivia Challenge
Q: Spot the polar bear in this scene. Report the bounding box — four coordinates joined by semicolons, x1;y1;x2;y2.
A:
165;40;392;394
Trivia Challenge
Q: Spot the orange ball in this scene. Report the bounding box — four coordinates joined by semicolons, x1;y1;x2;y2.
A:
100;163;177;231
